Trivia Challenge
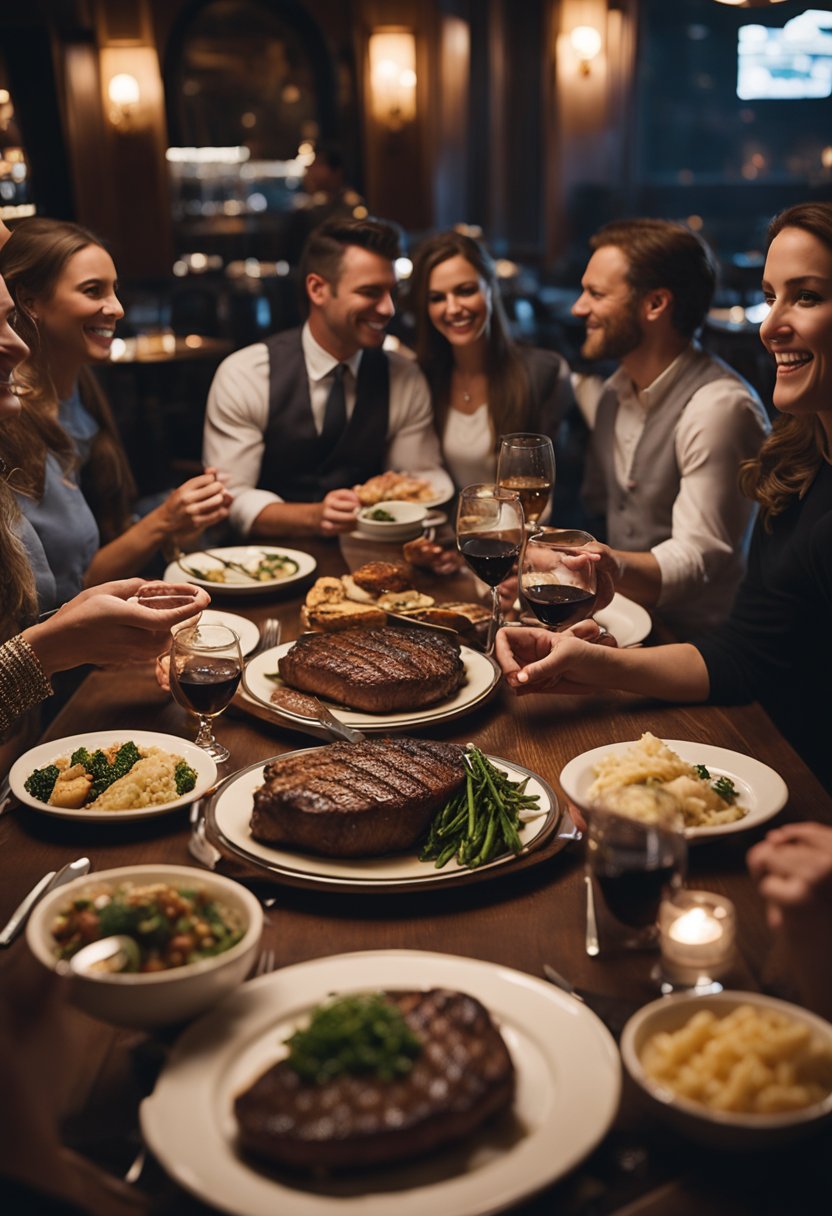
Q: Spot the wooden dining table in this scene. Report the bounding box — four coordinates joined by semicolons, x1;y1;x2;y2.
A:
1;532;831;1216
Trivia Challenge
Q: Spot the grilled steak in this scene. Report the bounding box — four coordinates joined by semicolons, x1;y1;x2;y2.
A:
234;988;515;1171
251;737;465;856
278;626;464;714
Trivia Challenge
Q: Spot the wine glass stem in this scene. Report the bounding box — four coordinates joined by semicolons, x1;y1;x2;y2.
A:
485;586;500;655
194;715;216;750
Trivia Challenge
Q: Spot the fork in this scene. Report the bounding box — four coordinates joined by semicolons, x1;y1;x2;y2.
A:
188;798;221;869
252;617;280;657
254;948;276;977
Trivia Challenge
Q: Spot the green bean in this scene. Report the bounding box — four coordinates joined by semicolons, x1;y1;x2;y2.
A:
419;745;541;870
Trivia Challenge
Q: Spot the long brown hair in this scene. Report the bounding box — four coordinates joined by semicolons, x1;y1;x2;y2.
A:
0;474;36;641
0;219;135;541
738;202;832;524
410;231;531;448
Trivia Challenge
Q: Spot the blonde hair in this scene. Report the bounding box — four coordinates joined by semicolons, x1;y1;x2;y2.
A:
739;202;832;525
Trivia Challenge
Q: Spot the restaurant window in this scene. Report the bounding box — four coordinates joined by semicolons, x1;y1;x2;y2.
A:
633;0;832;258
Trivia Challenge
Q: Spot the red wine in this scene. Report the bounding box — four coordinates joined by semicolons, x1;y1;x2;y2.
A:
174;661;241;716
459;538;519;586
524;583;596;626
595;864;677;928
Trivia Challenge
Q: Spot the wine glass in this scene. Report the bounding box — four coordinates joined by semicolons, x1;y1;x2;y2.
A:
496;433;556;530
170;623;243;762
520;528;597;630
456;484;525;654
586;789;687;952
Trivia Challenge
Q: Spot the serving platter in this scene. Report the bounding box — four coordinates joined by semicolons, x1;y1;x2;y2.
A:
206;750;566;892
559;739;788;842
238;642;501;737
8;730;217;821
141;949;621;1216
164;546;316;597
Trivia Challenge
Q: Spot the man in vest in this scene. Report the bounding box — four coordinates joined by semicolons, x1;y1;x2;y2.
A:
573;218;770;635
203;217;451;538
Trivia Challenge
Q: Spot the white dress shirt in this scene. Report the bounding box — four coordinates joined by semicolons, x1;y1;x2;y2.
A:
203;323;453;535
599;349;769;621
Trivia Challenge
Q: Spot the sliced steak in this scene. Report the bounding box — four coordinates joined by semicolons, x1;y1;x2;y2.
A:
251;737;465;856
278;626;465;713
234;988;515;1171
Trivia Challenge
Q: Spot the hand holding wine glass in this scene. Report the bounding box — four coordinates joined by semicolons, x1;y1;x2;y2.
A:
497;433;556;529
456;484;524;654
170;622;243;762
520;529;597;630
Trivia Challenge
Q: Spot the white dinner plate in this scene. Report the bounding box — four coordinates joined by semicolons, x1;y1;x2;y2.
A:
175;609;260;657
559;739;788;842
140;949;621;1216
207;751;561;892
9;730;217;821
594;594;652;648
164;546;316;597
240;642;501;735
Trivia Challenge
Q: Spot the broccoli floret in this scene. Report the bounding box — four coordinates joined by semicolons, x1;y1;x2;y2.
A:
24;764;60;803
174;760;197;796
694;764;710;780
712;775;738;804
70;746;92;769
84;741;142;798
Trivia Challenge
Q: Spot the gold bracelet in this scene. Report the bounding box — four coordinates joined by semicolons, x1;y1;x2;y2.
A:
0;635;53;737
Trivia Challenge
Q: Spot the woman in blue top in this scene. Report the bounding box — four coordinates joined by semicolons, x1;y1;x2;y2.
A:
0;218;231;609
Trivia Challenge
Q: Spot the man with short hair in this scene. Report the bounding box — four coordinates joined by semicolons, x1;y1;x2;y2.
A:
203;217;451;538
573;218;770;634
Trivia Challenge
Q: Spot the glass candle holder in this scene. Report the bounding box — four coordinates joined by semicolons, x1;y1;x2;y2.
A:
657;890;736;994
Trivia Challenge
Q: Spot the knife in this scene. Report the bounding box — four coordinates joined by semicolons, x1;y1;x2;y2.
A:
0;856;92;947
542;963;639;1038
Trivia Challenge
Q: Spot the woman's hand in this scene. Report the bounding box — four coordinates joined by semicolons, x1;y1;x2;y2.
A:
494;620;611;695
584;542;619;611
23;580;210;675
402;536;463;576
159;467;233;545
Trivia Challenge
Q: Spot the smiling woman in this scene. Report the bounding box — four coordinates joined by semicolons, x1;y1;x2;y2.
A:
0;219;232;611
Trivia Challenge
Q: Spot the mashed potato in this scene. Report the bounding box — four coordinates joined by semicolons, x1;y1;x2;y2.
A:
588;733;747;828
642;1005;832;1115
91;749;187;810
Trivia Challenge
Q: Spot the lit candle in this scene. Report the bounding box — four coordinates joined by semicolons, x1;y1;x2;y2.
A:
659;891;736;986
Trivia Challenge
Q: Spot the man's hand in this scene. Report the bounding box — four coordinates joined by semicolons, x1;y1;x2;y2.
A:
320;488;361;535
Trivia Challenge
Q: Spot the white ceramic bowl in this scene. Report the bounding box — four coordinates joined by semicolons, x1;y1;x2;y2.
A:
355;500;428;542
621;990;832;1148
26;864;263;1029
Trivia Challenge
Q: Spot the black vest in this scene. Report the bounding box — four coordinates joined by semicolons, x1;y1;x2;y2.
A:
260;329;390;502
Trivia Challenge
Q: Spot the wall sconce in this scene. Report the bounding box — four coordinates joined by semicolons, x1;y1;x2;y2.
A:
570;25;603;76
368;30;417;131
107;72;140;131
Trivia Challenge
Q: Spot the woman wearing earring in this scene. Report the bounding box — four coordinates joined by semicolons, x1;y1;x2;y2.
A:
0;218;231;609
410;230;575;491
495;202;832;791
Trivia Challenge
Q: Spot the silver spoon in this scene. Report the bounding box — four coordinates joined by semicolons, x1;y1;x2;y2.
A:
60;935;141;976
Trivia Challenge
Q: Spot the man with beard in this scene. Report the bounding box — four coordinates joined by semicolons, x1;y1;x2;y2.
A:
573;219;769;635
203;217;451;538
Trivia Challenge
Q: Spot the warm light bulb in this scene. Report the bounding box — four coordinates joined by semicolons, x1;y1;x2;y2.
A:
570;26;602;61
108;73;140;107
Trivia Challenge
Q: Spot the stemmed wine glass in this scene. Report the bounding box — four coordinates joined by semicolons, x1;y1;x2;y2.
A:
170;622;243;762
497;433;556;530
586;789;687;952
456;484;525;654
520;528;597;630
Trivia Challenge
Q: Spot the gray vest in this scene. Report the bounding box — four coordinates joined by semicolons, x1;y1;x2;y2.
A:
592;350;741;551
260;329;389;503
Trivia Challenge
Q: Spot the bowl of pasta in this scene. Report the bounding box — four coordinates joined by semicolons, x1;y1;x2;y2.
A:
621;991;832;1147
